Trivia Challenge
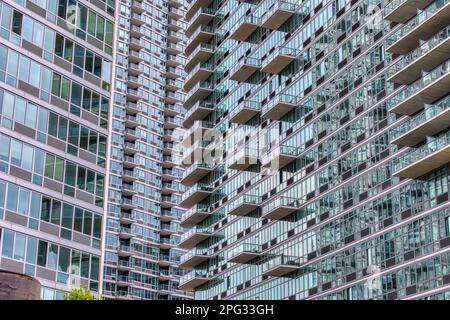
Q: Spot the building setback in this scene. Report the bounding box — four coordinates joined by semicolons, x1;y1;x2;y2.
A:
101;0;191;300
178;0;450;300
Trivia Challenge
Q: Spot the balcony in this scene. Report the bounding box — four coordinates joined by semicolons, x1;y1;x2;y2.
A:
179;226;212;249
261;144;302;169
178;270;209;291
181;161;214;187
167;55;184;67
229;243;262;264
393;130;450;179
128;62;142;76
120;212;136;225
119;227;134;239
180;248;210;269
130;37;144;50
167;43;183;55
228;194;261;217
389;59;450;116
131;0;145;13
261;1;298;30
184;81;214;109
168;7;183;20
129;50;143;63
161;209;182;222
387;1;450;55
179;183;213;208
164;104;183;116
185;43;214;72
183;101;214;128
122;182;137;196
183;120;213;146
162;168;181;181
184;62;214;92
229;146;259;171
388;26;450;85
127;76;141;89
123;169;137;182
230;15;260;41
160;224;182;236
123;142;137;154
125;128;139;142
180;204;212;228
168;30;183;43
261;93;300;120
384;0;435;23
166;79;183;91
121;198;137;210
117;260;134;271
162;181;179;194
123;155;137;168
185;26;215;56
125;102;140;115
126;89;140;101
159;254;180;267
118;245;132;257
182;139;212;165
391;97;450;147
131;13;144;26
186;8;215;37
160;237;179;249
168;18;183;31
262;196;301;220
261;46;298;74
186;0;214;21
130;25;144;38
166;66;184;79
230;57;261;82
262;255;303;277
229;100;261;124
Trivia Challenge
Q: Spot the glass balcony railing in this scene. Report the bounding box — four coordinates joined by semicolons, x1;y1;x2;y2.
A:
262;196;303;219
262;254;304;276
392;130;450;178
389;26;450;83
391;96;450;144
388;59;450;115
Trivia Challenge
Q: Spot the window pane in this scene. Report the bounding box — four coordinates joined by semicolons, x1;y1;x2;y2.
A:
6;184;18;212
62;204;73;229
83;211;92;235
58;246;70;272
1;229;14;258
13;233;26;261
37;240;47;267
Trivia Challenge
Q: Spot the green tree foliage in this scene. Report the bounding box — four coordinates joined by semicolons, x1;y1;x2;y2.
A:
63;285;102;300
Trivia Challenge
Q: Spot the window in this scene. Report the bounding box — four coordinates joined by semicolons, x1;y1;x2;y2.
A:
50;200;61;225
74;208;83;232
37;240;47;266
62;204;73;229
58;246;70;273
41;197;51;222
1;229;14;258
13;233;26;261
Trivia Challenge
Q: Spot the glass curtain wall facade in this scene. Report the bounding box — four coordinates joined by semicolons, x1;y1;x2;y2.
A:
0;0;113;299
179;0;450;300
102;0;191;300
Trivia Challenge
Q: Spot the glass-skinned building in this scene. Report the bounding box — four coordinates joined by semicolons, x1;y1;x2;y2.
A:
0;0;113;298
179;0;450;300
101;0;191;300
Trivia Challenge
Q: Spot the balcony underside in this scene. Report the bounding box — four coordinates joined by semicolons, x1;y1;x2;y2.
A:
186;14;214;37
263;205;297;220
179;191;211;208
229;251;261;264
262;101;296;120
263;264;300;277
385;0;434;23
230;106;260;124
230;22;258;42
185;48;214;72
387;4;450;55
179;233;211;249
392;109;450;147
389;38;450;85
184;88;213;109
395;144;450;179
230;64;259;82
390;72;450;116
179;255;210;269
184;68;213;92
262;153;297;169
185;32;214;56
229;159;258;171
229;203;259;216
182;106;213;128
262;10;293;30
186;0;214;21
261;55;295;74
178;277;209;291
180;211;211;228
181;167;212;187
